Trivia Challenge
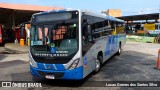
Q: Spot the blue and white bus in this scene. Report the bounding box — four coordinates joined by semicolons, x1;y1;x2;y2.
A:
29;9;126;80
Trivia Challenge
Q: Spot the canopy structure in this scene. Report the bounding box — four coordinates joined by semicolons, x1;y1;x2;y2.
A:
117;13;159;22
0;2;63;28
0;2;63;11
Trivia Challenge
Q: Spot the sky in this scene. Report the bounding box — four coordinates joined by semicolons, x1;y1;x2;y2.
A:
0;0;160;16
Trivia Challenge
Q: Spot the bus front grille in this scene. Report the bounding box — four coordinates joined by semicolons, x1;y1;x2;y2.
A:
37;71;64;79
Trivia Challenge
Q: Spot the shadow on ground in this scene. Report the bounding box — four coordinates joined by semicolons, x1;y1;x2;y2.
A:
90;50;158;81
0;60;27;68
0;54;7;61
0;48;27;54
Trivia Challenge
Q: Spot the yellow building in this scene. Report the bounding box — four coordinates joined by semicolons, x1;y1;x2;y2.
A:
103;9;122;17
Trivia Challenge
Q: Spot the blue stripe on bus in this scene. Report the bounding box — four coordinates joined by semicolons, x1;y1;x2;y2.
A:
30;65;83;79
37;63;66;71
112;35;119;52
105;36;111;56
45;64;55;70
83;55;87;65
62;66;83;79
55;64;66;71
105;35;119;56
37;63;46;69
30;66;39;76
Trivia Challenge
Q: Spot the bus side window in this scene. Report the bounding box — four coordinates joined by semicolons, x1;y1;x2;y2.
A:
87;25;92;41
82;19;89;45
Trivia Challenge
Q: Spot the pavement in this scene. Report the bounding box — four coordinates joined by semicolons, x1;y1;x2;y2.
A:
0;42;160;90
4;43;29;53
0;43;29;63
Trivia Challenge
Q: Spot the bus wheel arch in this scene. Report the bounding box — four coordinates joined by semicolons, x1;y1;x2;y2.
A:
97;51;103;62
94;51;103;73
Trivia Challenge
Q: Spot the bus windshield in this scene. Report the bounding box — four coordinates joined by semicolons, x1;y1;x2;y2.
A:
30;11;79;58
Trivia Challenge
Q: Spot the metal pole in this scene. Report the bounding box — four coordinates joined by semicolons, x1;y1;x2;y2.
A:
159;2;160;30
159;3;160;21
158;2;160;38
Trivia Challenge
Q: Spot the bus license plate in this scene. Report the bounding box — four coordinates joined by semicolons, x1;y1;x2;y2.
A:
45;75;55;79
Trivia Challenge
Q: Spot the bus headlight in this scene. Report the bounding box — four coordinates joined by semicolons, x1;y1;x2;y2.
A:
29;53;37;68
68;58;80;70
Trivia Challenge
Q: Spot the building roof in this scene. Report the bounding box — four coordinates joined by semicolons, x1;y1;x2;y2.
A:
0;2;63;11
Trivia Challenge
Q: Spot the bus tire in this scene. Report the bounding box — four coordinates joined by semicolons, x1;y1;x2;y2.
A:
117;42;121;55
94;55;102;73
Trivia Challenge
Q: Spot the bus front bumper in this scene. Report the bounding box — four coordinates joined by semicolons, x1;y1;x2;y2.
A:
30;65;83;80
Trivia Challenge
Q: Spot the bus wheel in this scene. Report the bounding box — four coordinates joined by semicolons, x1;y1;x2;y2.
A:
117;43;121;55
94;56;102;73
